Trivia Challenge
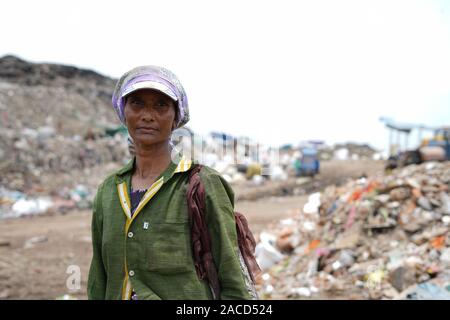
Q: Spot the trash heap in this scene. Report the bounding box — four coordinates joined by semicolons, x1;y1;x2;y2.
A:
0;125;130;219
0;55;138;218
255;161;450;299
0;127;129;187
312;142;382;161
0;183;95;219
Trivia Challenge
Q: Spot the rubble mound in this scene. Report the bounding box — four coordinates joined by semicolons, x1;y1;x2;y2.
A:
0;55;126;193
0;55;114;99
256;161;450;299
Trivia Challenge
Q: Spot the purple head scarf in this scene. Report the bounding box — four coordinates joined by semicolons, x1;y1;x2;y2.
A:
112;65;189;129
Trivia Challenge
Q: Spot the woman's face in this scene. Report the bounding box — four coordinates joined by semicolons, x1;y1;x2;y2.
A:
124;89;177;148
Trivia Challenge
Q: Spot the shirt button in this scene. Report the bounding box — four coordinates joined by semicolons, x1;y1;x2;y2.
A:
128;232;134;238
129;270;135;277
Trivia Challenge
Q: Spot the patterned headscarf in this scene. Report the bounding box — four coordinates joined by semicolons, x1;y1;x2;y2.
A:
112;65;190;129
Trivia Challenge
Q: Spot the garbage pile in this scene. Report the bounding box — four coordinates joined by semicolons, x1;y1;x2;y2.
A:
256;161;450;299
0;126;129;187
334;142;380;160
316;142;381;161
174;132;291;185
0;123;130;219
0;55;136;218
0;182;97;219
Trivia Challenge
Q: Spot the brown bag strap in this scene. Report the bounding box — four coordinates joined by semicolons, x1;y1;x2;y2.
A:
235;212;261;282
186;164;221;299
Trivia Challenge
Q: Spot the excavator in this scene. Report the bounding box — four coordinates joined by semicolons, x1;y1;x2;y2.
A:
380;117;450;170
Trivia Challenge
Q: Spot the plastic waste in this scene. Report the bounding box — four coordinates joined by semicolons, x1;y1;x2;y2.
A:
255;232;285;270
404;282;450;300
12;197;53;217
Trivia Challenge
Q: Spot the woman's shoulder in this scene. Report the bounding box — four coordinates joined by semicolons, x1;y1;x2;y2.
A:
195;164;234;196
93;174;115;201
196;164;227;184
100;172;117;187
190;163;236;210
196;164;220;176
96;166;125;194
98;159;134;190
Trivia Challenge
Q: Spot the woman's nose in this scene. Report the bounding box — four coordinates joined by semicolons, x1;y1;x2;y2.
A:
141;106;155;121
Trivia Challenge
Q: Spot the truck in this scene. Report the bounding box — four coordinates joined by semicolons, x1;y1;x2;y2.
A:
294;147;320;177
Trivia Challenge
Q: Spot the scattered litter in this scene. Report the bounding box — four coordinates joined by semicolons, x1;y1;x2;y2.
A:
24;236;48;249
256;161;450;299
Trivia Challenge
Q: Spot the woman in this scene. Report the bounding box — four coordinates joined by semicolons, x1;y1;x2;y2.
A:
87;66;253;300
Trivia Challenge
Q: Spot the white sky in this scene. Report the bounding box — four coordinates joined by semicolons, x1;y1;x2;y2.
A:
1;0;450;152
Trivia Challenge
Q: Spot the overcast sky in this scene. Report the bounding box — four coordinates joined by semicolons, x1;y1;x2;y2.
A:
2;0;450;153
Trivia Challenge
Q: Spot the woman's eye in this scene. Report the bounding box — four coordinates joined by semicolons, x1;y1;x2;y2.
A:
156;100;168;107
130;99;144;107
155;101;170;110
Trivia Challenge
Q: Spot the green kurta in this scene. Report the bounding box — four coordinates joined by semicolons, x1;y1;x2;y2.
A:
87;155;251;300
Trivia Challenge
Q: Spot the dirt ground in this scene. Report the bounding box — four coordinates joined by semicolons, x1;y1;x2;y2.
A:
0;160;383;300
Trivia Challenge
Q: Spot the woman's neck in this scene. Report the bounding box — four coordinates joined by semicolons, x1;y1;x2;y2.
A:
134;141;172;180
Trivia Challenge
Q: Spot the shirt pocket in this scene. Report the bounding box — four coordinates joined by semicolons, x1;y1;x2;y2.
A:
144;222;194;274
